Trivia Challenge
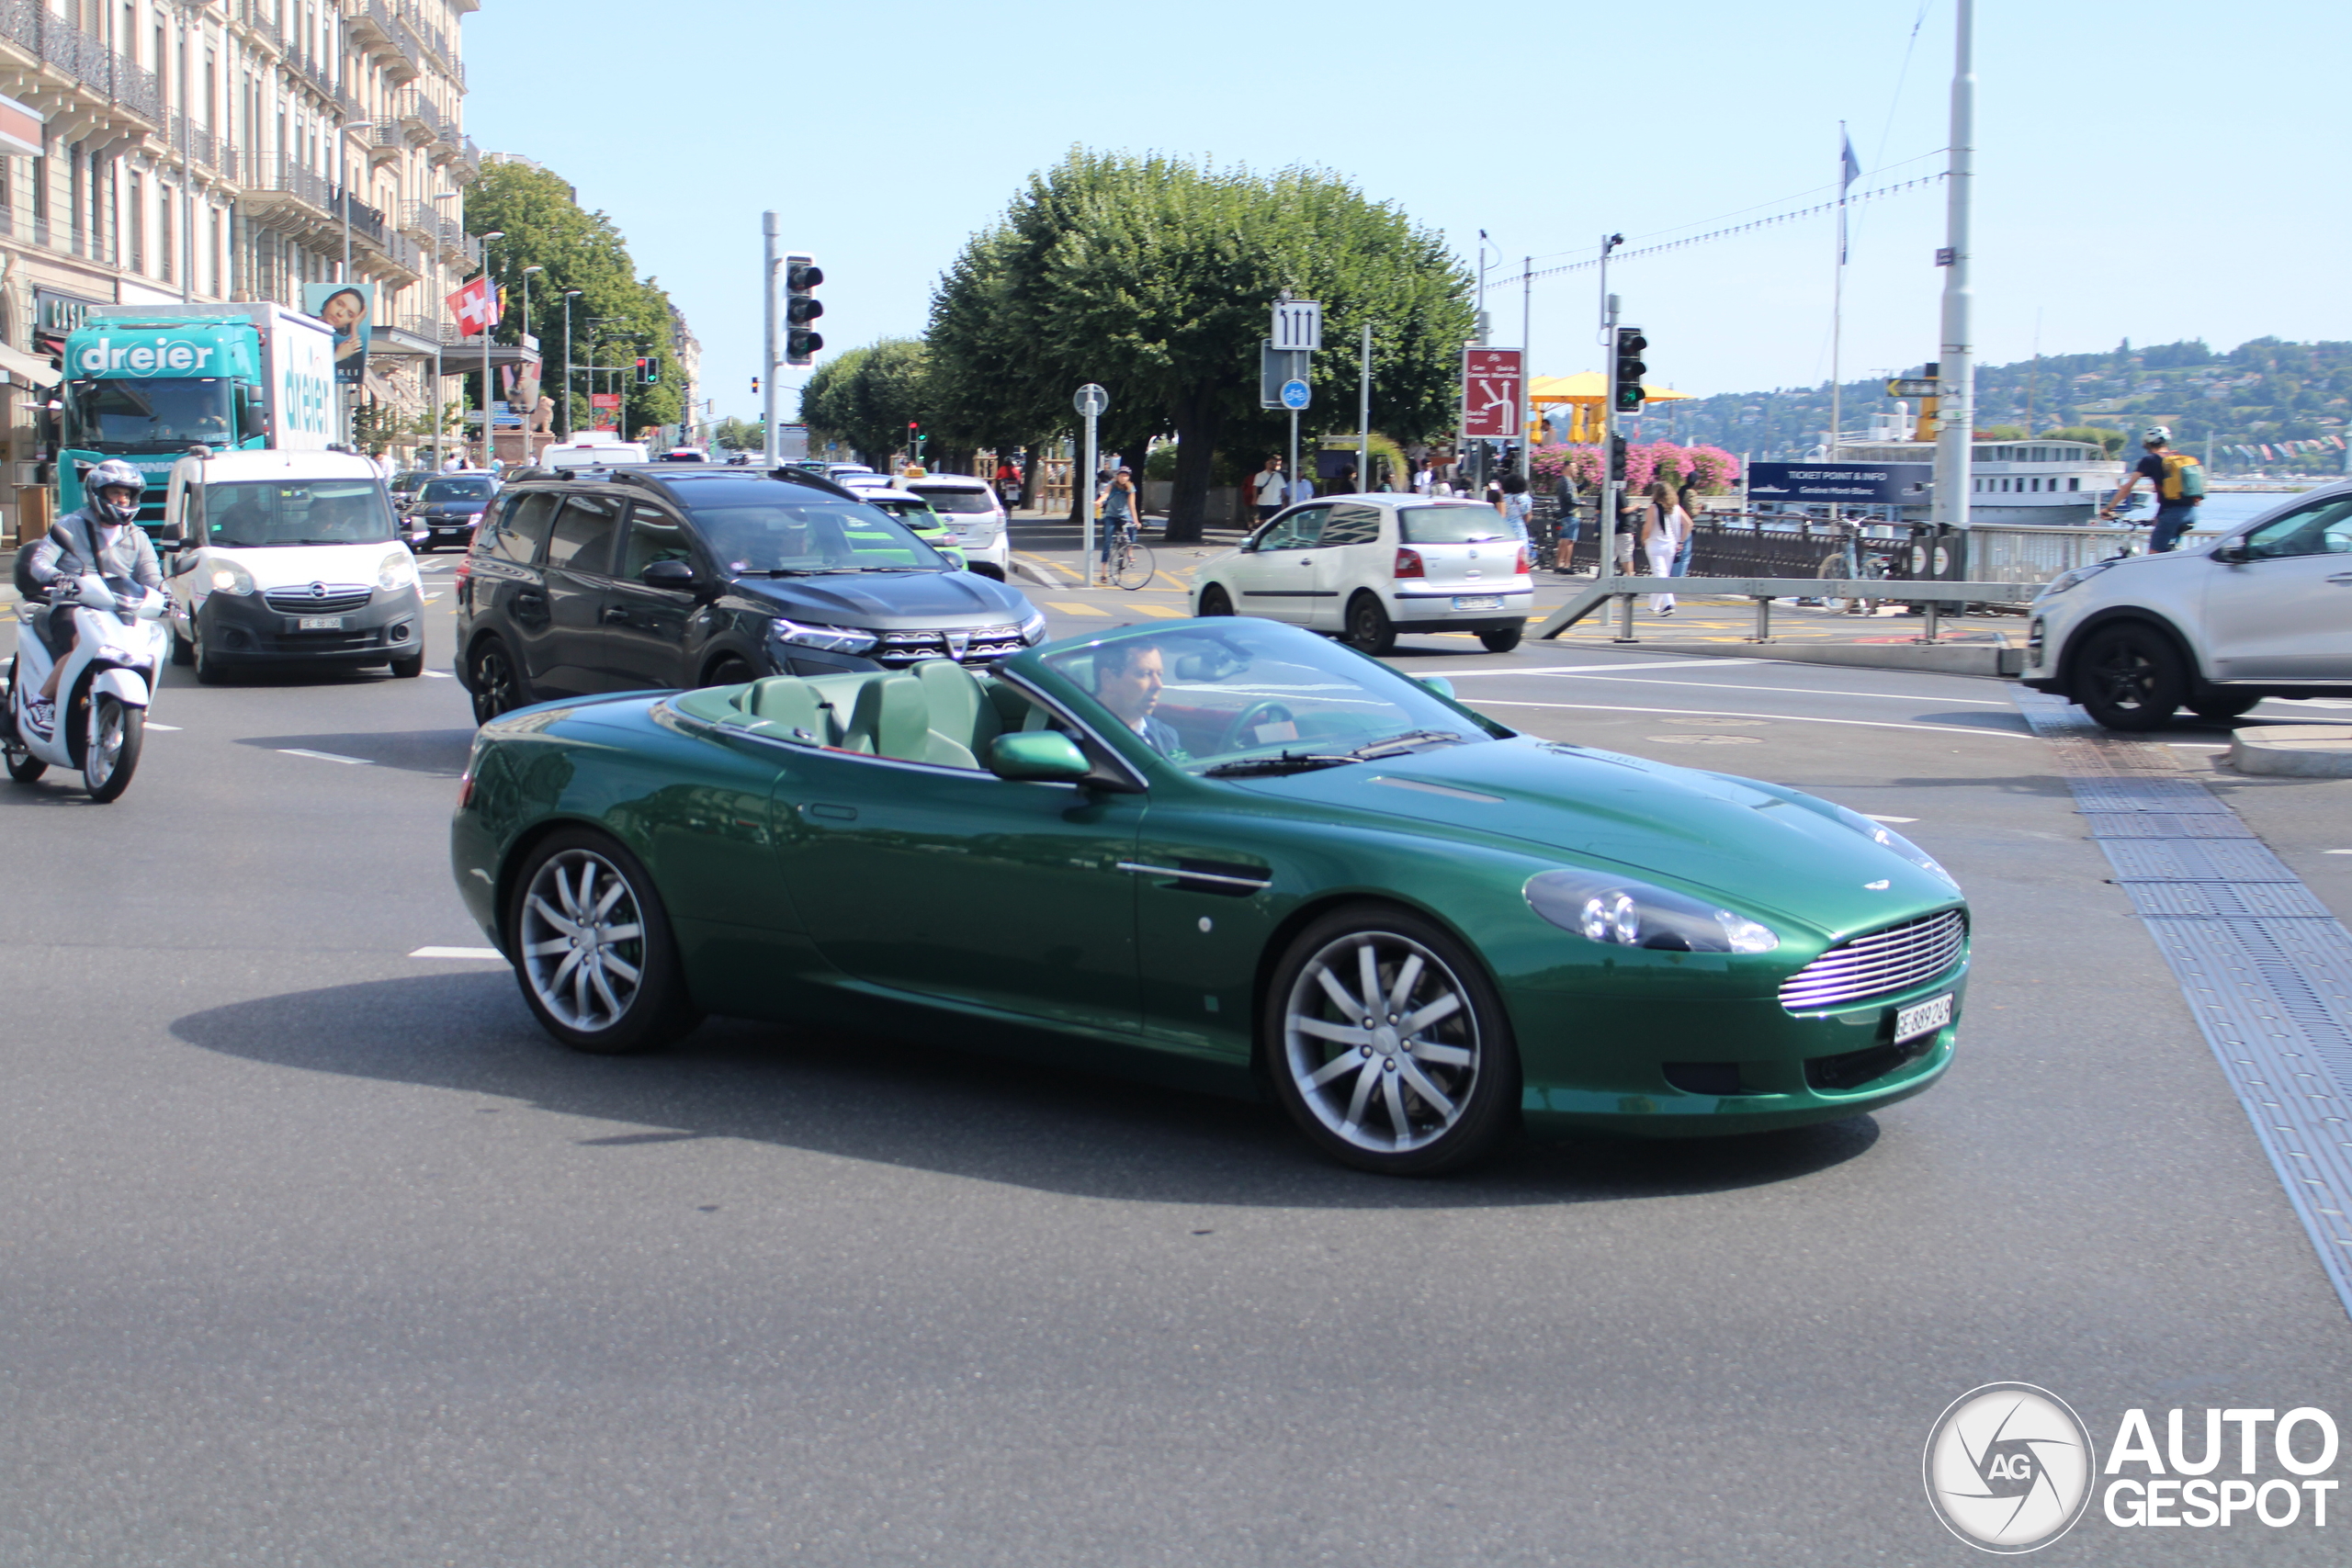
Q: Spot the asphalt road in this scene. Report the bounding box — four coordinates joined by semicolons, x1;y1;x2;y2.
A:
3;536;2349;1566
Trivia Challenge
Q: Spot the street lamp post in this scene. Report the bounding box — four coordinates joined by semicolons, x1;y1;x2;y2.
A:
561;289;582;439
430;193;461;469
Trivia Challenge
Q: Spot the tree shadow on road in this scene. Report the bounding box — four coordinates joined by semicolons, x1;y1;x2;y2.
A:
170;971;1880;1211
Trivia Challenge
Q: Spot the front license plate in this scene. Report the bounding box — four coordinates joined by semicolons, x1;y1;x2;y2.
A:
1453;594;1503;611
1894;993;1952;1043
297;615;344;630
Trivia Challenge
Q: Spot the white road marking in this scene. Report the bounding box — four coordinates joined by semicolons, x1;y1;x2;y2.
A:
409;945;503;960
1864;814;1918;823
1502;671;2016;706
2327;850;2352;856
2166;742;2230;749
1469;698;2036;741
278;748;371;764
1406;659;1754;676
144;722;182;731
422;669;453;678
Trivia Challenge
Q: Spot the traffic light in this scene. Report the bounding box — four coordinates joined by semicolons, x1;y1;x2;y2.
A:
784;254;824;366
636;355;656;385
751;376;760;394
1609;434;1628;482
1612;328;1647;412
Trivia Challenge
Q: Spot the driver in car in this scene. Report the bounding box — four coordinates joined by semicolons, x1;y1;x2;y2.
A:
1093;639;1185;759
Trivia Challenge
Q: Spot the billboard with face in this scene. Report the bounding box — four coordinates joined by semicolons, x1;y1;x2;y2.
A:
303;282;374;387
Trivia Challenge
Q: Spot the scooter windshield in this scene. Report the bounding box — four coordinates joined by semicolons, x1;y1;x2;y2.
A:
205;479;397;547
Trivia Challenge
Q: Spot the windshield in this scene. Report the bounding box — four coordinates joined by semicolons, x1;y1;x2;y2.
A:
204;479;398;547
419;478;494;502
674;482;949;573
908;486;997;514
1398;504;1510;545
865;498;943;528
1041;622;1498;772
68;377;232;453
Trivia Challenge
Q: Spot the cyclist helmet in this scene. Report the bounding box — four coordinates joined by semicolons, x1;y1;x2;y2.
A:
84;458;146;525
2141;425;2172;446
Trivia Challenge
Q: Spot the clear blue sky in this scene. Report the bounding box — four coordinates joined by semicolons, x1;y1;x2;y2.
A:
463;0;2348;427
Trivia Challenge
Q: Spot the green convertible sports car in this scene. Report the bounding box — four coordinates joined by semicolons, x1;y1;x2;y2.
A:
450;618;1967;1174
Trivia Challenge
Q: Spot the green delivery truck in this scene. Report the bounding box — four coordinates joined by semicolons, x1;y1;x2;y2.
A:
53;301;337;534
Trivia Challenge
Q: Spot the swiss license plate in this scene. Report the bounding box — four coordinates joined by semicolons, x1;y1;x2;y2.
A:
1894;993;1953;1043
297;615;344;630
1453;594;1503;612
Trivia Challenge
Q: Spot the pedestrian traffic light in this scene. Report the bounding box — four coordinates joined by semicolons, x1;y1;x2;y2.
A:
1612;328;1647;412
784;254;824;366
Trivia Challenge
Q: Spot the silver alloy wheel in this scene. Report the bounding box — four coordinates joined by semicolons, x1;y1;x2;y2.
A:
85;695;124;789
1283;930;1480;1153
518;848;649;1033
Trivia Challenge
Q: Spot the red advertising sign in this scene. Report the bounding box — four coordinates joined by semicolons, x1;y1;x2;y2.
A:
590;392;622;410
1461;348;1522;440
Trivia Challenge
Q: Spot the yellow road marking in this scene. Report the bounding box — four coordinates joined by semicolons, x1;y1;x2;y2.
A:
1046;601;1110;616
1128;603;1185;618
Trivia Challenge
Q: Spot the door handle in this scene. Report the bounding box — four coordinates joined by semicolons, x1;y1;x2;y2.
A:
803;803;857;821
2328;573;2352;585
602;605;628;622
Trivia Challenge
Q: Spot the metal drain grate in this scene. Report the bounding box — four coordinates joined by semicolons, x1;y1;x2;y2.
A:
2016;690;2352;1319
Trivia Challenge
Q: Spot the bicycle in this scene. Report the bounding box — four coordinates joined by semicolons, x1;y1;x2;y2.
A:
1107;520;1155;592
1815;516;1887;615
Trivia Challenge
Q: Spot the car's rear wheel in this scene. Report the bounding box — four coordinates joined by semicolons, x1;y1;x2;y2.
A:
1198;582;1234;617
2074;624;2187;730
468;636;523;723
1264;904;1518;1176
2188;689;2262;722
506;829;698;1055
701;658;756;688
1479;623;1523;653
1344;592;1396;656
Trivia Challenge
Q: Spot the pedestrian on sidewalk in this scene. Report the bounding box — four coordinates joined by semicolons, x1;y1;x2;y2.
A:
1290;469;1316;505
1095;467;1139;585
1642;479;1688;615
1672;479;1701;576
1553;468;1583;572
1252;456;1286;525
2100;425;2203;552
1411;459;1435;497
1498;473;1532;542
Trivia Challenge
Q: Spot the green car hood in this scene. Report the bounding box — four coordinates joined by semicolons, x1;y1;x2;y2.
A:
1227;737;1957;937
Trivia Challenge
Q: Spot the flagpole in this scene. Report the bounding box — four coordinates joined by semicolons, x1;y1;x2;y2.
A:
1830;121;1849;461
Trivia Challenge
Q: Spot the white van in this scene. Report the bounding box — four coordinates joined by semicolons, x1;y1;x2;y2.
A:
160;449;426;682
541;439;649;469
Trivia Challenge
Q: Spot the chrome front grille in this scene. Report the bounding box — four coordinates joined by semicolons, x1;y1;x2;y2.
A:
873;622;1029;666
264;584;373;615
1779;908;1968;1012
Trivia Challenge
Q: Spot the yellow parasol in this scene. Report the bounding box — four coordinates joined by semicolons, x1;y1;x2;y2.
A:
1525;372;1691;444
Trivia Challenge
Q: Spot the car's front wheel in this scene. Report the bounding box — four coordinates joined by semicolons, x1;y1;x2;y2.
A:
1198;582;1234;616
1264;904;1518;1175
506;829;699;1055
2074;624;2187;730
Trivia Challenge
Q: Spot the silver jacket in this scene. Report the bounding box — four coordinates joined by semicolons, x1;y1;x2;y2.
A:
23;507;163;597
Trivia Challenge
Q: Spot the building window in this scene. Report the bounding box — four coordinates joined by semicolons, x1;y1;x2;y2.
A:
158;189;173;282
128;173;142;273
209;206;221;297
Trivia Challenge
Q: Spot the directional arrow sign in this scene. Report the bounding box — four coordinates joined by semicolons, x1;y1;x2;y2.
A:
1461;347;1522;440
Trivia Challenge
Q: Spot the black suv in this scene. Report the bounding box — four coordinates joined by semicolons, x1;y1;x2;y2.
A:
453;466;1045;723
402;472;499;551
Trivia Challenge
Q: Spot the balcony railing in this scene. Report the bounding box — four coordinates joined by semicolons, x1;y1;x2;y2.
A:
0;0;162;124
0;203;119;265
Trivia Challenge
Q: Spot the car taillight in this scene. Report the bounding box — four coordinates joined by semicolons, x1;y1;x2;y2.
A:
1515;545;1531;574
453;556;471;589
1394;547;1424;579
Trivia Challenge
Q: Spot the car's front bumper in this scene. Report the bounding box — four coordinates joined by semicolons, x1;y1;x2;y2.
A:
196;584;424;663
1512;964;1966;1138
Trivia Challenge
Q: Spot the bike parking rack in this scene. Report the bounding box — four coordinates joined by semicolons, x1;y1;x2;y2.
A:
1534;577;2041;646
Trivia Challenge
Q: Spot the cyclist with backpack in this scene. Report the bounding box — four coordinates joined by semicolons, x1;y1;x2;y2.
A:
2099;425;2204;552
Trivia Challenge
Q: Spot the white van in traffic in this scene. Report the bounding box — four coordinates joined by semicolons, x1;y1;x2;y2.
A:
541;439;649;469
160;449;426;682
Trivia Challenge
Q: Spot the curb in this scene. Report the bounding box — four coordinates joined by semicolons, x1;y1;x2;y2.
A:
1549;639;2024;678
2229;725;2352;778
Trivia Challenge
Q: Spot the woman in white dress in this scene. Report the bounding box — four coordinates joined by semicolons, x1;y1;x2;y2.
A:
1640;479;1687;615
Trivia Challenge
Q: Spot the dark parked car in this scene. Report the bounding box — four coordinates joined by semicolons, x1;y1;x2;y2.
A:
403;473;500;551
453;467;1046;724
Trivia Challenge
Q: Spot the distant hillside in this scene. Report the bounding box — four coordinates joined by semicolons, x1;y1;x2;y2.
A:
1657;338;2352;472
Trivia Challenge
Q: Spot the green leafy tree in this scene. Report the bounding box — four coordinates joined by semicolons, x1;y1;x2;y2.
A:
800;339;932;466
711;415;764;452
464;161;684;437
927;151;1475;541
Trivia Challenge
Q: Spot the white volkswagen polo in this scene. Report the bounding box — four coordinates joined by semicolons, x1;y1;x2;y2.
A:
1189;494;1532;654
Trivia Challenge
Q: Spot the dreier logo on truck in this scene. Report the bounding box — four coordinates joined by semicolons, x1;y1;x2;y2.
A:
75;337;220;374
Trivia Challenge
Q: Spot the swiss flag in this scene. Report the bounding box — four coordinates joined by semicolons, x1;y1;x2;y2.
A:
447;276;498;335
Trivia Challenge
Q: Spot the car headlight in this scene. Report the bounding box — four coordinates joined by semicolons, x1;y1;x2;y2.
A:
1826;803;1954;885
376;551;414;592
770;618;880;655
208;561;256;595
1019;608;1048;645
465;512;483;525
2038;560;2115;599
1525;868;1780;954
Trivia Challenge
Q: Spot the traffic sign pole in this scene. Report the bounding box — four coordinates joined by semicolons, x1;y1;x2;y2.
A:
1073;383;1109;579
762;212;780;468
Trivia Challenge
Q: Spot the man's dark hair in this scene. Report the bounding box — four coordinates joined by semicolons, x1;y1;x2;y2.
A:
1501;473;1527;494
1098;639;1161;677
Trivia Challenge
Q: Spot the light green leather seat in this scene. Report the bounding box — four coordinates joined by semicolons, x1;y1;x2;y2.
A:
913;660;1000;769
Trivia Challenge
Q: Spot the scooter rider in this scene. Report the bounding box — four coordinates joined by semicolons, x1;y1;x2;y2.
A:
19;458;162;733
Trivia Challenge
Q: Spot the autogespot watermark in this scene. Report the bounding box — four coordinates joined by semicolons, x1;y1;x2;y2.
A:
1924;1384;2343;1551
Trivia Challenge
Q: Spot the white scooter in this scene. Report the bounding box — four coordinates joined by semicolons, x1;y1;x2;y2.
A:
2;573;170;803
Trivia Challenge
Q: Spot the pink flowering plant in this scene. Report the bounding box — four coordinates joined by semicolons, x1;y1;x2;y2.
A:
1528;441;1741;492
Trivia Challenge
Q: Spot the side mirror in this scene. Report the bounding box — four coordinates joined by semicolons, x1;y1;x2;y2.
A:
987;731;1091;783
2210;540;2248;564
640;558;696;589
239;401;267;441
1418;675;1456;699
168;554;199;576
153;535;186;551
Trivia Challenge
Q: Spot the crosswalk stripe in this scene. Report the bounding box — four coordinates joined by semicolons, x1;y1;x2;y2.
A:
1129;603;1184;618
1046;601;1110;616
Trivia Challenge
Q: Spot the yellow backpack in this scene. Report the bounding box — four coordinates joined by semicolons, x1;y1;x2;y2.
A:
2158;452;2206;502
